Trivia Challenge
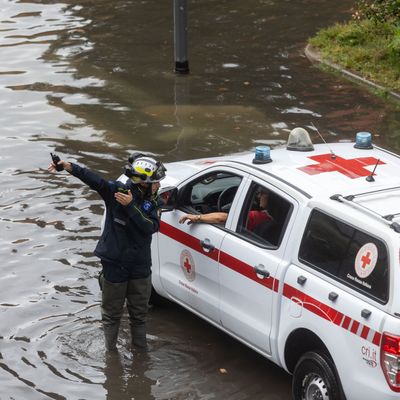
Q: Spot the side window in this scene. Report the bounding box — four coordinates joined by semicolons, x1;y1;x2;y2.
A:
299;210;389;303
237;183;293;248
179;171;242;215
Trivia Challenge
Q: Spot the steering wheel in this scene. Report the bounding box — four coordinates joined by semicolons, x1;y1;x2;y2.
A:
217;186;238;212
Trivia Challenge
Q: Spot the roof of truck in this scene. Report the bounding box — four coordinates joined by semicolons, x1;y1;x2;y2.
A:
162;132;400;229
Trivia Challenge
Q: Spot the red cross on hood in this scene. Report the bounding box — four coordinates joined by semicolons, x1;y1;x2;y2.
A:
298;154;384;179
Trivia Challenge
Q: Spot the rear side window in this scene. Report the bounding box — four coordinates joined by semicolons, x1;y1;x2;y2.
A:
299;209;389;303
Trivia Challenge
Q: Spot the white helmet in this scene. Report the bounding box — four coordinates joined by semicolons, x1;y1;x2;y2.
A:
129;156;166;183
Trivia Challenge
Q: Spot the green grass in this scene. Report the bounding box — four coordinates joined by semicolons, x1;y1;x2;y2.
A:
309;19;400;93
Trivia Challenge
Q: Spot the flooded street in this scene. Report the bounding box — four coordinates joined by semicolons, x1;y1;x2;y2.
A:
0;0;399;399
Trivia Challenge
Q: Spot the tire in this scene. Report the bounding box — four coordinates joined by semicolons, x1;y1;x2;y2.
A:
292;351;345;400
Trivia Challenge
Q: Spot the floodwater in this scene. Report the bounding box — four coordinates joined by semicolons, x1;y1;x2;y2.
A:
0;0;399;399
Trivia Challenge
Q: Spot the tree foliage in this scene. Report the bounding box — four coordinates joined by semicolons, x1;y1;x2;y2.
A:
354;0;400;24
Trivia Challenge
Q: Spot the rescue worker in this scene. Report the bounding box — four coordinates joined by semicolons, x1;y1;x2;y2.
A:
48;154;166;351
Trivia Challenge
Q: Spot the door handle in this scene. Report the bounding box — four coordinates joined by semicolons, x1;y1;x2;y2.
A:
328;292;338;302
254;264;270;279
361;309;371;319
297;275;307;285
200;238;215;252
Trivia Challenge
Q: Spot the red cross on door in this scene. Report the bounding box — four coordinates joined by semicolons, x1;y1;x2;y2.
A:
183;257;192;273
180;249;196;282
298;154;384;179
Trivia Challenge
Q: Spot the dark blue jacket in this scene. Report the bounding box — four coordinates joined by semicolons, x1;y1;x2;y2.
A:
69;163;161;279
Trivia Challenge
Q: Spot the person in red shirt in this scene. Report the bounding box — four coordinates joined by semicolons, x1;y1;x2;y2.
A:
246;191;272;231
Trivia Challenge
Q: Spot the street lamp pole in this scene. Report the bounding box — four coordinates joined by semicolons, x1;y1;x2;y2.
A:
174;0;189;74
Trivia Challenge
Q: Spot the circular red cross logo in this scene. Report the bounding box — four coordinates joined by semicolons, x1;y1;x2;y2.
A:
180;249;196;282
355;243;378;279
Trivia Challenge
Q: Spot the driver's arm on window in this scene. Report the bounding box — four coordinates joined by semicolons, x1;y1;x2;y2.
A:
179;212;228;225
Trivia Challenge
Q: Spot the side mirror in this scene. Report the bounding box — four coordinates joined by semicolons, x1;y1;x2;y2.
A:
158;186;178;211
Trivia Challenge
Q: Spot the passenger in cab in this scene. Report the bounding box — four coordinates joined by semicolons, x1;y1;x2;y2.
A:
179;189;272;231
246;190;272;230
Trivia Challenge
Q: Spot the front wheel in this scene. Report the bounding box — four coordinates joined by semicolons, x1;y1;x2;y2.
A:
292;351;345;400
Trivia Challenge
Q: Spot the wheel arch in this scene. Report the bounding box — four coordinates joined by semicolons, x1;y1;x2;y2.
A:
284;328;332;373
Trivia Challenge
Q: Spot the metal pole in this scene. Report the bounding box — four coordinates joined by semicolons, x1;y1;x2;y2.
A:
174;0;189;74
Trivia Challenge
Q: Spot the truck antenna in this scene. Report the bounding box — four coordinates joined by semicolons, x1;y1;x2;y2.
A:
310;122;336;160
366;158;380;182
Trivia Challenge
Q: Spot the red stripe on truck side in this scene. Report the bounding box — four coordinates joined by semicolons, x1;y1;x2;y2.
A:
350;320;360;335
160;221;219;262
372;332;382;347
342;316;351;330
218;251;275;290
361;325;370;340
160;221;382;347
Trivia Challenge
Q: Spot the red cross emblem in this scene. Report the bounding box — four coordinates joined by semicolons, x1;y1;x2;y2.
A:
180;249;196;282
298;154;384;179
355;243;378;279
183;257;192;273
361;251;371;269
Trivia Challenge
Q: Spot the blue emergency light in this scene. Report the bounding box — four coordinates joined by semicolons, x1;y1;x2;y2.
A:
354;132;373;149
252;146;272;164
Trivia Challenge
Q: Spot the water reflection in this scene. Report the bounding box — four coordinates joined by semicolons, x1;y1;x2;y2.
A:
104;351;155;400
0;0;400;398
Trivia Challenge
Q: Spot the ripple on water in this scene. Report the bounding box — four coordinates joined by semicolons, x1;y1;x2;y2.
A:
0;314;106;399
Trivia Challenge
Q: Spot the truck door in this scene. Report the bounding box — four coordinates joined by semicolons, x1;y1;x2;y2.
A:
158;168;245;324
219;179;297;354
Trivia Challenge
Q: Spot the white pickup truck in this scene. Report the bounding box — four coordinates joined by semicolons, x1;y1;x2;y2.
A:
150;128;400;400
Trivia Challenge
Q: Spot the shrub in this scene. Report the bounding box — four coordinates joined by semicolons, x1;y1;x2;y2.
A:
388;26;400;59
354;0;400;24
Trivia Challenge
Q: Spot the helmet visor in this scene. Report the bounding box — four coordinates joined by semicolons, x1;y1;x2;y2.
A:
152;162;166;182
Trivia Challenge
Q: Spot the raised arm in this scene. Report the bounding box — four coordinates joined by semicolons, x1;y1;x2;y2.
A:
48;160;114;201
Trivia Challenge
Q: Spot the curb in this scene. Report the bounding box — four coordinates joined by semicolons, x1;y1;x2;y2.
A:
305;44;400;102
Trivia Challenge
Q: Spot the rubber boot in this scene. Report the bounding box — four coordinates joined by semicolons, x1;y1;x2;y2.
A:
131;325;147;348
104;324;119;351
